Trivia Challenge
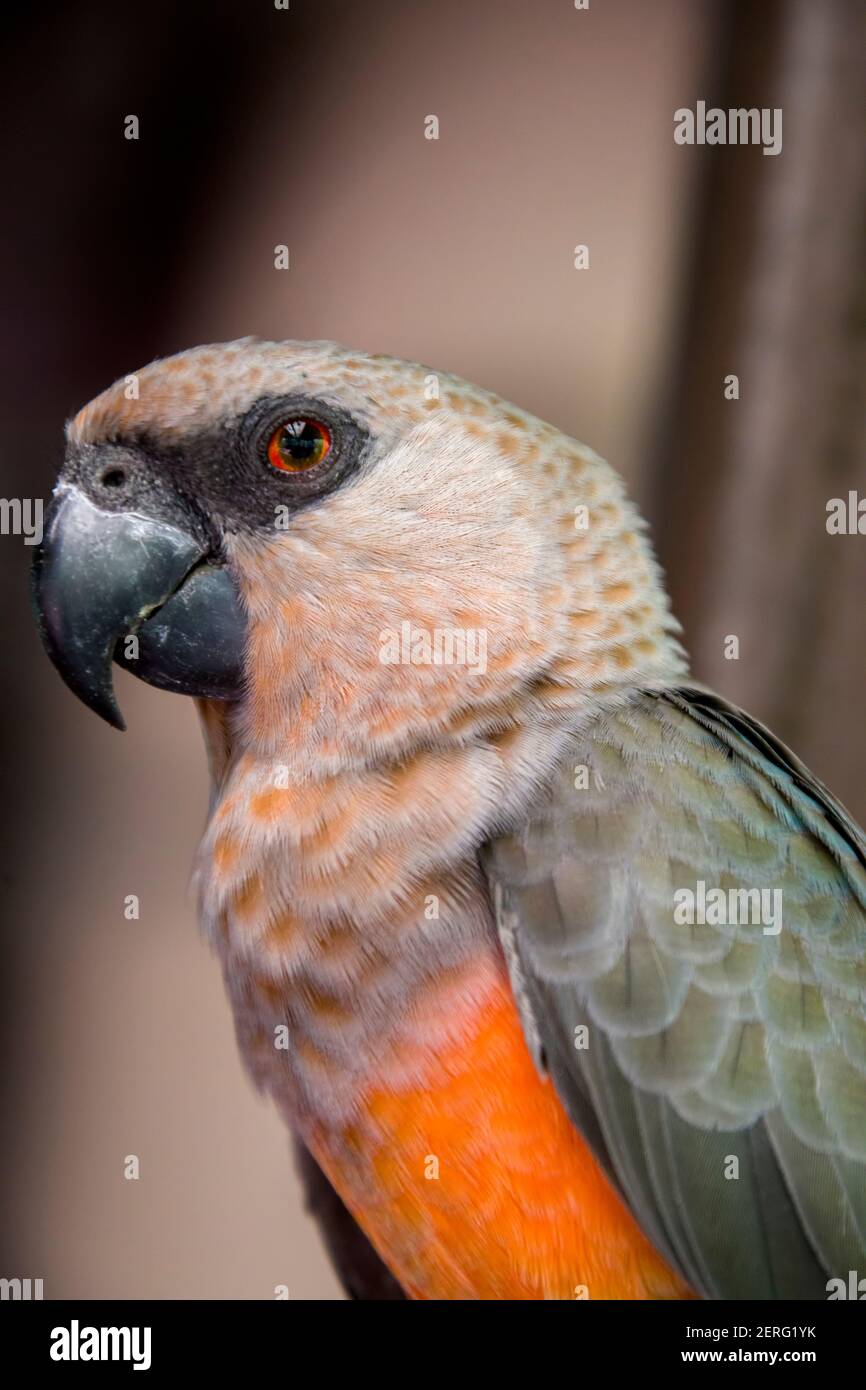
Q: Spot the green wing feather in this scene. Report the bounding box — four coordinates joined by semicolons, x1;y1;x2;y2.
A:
482;686;866;1299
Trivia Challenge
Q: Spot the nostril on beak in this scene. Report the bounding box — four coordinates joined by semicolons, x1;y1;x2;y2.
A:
100;467;127;489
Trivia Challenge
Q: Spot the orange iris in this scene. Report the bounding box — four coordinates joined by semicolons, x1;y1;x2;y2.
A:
266;419;331;472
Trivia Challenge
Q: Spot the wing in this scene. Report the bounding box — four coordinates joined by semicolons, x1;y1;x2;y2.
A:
482;685;866;1299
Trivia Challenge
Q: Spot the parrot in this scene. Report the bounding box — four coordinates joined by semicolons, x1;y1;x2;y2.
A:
32;337;866;1301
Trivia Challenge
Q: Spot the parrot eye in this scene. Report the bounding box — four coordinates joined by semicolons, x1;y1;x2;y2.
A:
266;419;331;473
240;395;367;517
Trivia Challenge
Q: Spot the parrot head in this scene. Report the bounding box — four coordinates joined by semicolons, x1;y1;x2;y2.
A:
34;338;685;758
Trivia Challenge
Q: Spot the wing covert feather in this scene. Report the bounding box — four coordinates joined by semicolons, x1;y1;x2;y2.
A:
483;686;866;1299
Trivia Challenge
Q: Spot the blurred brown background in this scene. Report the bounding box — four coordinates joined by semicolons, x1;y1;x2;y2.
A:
1;0;863;1298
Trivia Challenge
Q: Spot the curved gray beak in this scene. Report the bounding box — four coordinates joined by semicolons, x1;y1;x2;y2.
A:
32;486;246;730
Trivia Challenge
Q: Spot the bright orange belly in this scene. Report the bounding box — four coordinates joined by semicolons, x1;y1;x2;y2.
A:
309;958;693;1300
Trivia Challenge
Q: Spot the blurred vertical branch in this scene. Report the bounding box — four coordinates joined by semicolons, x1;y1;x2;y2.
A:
653;0;866;819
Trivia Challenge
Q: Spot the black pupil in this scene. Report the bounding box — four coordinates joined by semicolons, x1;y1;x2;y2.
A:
280;420;322;462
